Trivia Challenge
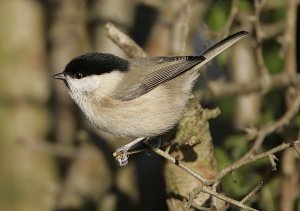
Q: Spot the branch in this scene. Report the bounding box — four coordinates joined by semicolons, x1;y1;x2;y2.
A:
186;186;258;211
240;181;264;204
213;90;300;177
197;73;300;101
253;0;269;77
104;22;300;210
146;145;262;210
219;0;239;38
282;0;297;75
105;22;147;58
245;91;300;156
215;140;300;181
149;146;213;185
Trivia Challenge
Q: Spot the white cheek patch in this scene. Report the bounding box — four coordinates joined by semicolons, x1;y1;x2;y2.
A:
67;76;100;92
67;71;124;99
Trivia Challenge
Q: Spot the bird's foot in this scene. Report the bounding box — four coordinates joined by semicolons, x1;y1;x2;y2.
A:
113;137;147;166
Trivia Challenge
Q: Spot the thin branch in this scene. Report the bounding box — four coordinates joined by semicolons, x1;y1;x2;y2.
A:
253;0;269;77
150;146;213;185
190;203;211;211
219;0;239;38
204;90;300;176
268;155;278;171
282;0;297;75
180;0;191;55
186;187;258;211
245;93;300;156
260;22;285;39
105;22;147;58
215;140;300;181
240;181;264;204
151;146;259;211
197;73;300;101
292;141;300;157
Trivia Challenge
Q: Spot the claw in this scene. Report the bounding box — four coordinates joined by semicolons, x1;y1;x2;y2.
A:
113;148;129;166
113;137;147;166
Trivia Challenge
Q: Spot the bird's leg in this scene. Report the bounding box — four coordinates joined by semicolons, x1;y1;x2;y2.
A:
113;137;148;166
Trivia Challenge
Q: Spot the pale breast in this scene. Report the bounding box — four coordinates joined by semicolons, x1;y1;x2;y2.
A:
87;71;198;138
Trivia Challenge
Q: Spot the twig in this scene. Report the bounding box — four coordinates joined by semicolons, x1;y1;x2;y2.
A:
150;146;213;185
259;22;285;39
268;155;278;171
180;0;191;55
197;73;300;101
151;146;259;211
219;0;239;38
245;92;300;156
215;140;300;181
291;141;300;157
215;91;300;179
190;203;211;211
253;0;269;77
186;187;258;211
105;22;147;58
282;0;297;75
240;181;264;204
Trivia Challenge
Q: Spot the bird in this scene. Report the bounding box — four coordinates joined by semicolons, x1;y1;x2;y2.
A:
54;31;248;165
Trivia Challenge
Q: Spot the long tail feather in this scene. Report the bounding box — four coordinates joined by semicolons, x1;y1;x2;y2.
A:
196;31;249;69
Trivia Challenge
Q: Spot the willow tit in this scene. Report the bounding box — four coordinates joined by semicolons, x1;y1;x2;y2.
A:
54;31;248;165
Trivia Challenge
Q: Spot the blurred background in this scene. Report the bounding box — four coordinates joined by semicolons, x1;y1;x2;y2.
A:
0;0;299;211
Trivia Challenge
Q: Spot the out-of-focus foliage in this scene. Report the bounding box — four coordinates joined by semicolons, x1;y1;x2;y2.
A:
205;1;231;31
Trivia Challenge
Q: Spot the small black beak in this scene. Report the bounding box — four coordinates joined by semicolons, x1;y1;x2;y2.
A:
53;72;66;80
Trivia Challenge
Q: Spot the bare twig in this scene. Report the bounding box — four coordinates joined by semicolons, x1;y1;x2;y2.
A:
291;141;300;157
282;0;297;75
240;181;264;204
245;93;300;156
268;155;278;171
260;22;285;39
215;140;300;181
105;22;147;58
253;0;269;77
190;203;211;211
281;1;298;209
219;0;239;38
197;73;300;101
205;90;300;176
151;146;260;211
186;187;258;211
150;146;213;185
180;0;191;55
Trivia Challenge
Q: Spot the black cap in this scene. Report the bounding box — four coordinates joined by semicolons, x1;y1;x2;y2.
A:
62;53;129;79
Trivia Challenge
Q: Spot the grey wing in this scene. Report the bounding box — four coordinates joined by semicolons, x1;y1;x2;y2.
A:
116;30;249;101
118;56;205;101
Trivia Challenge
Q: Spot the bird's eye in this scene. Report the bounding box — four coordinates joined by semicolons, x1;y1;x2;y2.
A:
75;73;83;79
